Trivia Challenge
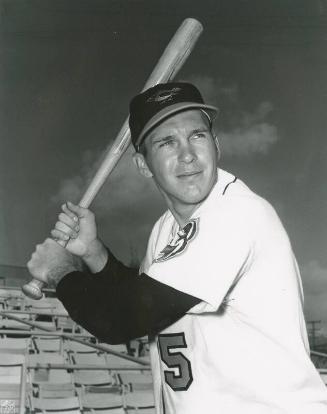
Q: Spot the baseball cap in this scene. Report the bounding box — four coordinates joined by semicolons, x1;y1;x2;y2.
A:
129;82;219;150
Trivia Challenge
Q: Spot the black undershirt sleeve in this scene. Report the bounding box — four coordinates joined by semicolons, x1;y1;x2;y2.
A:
56;250;201;344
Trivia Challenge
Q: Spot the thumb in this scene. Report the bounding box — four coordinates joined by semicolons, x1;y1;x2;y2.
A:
66;201;91;219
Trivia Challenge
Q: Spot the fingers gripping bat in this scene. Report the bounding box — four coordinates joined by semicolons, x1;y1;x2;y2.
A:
22;18;203;299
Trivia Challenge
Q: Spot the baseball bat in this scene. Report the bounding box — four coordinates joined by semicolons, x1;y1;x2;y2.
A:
22;18;203;299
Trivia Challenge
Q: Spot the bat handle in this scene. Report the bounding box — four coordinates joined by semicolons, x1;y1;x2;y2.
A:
22;238;68;300
22;279;44;300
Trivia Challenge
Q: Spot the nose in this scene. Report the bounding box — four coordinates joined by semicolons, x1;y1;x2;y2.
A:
178;141;196;164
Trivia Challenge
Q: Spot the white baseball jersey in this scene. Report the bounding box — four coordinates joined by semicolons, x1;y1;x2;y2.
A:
140;168;327;414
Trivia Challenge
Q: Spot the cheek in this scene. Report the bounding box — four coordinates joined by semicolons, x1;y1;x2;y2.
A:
151;153;175;179
198;144;218;167
208;142;219;163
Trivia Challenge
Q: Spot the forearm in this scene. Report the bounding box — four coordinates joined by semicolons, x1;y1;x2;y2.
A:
56;252;139;342
56;252;200;344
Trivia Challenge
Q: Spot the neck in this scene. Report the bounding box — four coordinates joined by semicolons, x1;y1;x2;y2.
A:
169;203;199;228
159;191;202;228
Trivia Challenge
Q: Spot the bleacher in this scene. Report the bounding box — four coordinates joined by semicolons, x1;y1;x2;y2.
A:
1;285;327;413
0;286;155;413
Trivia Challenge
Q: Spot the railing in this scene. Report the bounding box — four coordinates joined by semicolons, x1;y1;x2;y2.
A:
0;311;150;367
311;350;327;370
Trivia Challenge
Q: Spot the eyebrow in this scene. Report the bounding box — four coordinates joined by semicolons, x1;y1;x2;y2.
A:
151;128;210;146
188;127;209;137
152;135;174;145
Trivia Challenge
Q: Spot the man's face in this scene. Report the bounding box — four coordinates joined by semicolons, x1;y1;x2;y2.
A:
134;109;219;211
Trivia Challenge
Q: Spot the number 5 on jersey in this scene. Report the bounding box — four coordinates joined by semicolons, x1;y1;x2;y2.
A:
158;333;193;391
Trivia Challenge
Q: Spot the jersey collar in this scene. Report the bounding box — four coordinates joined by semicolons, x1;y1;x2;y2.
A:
165;168;238;233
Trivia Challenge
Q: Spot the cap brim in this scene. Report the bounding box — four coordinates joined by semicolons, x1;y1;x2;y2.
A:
135;102;219;147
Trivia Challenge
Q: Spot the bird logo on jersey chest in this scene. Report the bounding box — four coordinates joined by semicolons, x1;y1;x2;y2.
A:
154;218;199;263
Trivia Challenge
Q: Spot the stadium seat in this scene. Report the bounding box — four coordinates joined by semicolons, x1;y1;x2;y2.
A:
82;384;122;395
83;409;126;414
73;369;116;387
31;321;57;331
0;354;27;413
105;354;145;370
56;316;79;333
0;337;31;355
81;392;124;411
29;396;81;413
128;340;142;357
3;311;32;321
70;353;121;388
0;289;24;298
0;354;26;383
126;409;156;414
0;383;28;414
27;351;69;365
3;297;25;311
72;353;107;366
124;391;155;411
36;382;77;399
0;289;154;413
128;338;150;358
65;339;97;354
118;373;153;392
28;353;72;384
0;317;32;330
33;336;63;353
25;297;57;311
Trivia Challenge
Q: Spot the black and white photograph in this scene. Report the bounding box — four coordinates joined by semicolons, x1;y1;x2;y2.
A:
1;1;327;412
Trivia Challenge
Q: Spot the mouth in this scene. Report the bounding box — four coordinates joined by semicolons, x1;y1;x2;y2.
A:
177;171;202;179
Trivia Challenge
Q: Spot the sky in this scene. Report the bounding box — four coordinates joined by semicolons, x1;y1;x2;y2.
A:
1;0;327;331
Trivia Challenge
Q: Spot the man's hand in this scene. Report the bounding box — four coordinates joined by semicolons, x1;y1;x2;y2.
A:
51;202;108;273
51;202;97;258
27;238;80;288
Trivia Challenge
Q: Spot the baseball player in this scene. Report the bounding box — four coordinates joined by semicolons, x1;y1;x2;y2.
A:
28;83;327;413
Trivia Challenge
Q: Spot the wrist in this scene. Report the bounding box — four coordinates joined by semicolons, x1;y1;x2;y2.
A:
47;264;78;288
82;239;108;273
81;238;101;259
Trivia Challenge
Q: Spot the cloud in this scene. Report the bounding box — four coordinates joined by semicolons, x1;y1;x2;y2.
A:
51;146;165;263
186;75;279;157
219;118;278;157
301;260;327;333
52;146;163;216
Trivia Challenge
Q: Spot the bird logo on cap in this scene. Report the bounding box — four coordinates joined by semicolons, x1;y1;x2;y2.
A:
146;87;182;104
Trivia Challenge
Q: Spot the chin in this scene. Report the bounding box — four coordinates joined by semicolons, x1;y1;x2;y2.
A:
181;189;210;204
183;180;214;201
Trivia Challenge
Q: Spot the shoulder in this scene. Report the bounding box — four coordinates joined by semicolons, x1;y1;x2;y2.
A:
210;191;292;260
213;175;286;238
218;172;278;220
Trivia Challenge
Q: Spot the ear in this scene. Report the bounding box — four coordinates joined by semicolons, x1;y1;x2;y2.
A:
213;135;221;161
133;152;153;178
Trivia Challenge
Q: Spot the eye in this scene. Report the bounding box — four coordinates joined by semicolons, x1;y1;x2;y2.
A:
192;132;206;140
159;139;174;148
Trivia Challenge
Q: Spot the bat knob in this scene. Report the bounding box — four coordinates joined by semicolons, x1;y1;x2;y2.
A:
22;279;44;300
